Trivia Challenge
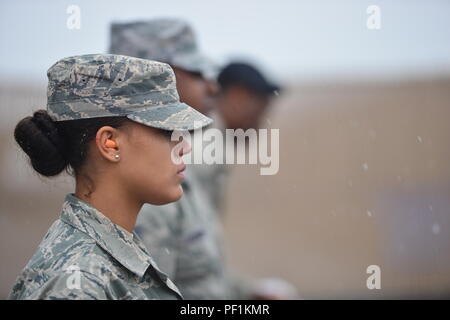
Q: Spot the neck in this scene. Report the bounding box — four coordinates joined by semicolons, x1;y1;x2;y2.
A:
74;175;142;233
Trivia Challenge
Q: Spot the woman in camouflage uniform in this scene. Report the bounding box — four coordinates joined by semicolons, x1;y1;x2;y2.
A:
8;54;212;300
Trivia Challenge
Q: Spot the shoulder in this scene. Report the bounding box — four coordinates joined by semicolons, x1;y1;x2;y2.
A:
8;267;109;300
28;219;101;271
9;220;125;299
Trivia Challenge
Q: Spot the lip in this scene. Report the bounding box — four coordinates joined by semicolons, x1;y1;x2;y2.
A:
177;163;186;179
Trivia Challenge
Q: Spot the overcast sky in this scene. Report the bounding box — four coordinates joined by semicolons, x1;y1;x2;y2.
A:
1;0;450;83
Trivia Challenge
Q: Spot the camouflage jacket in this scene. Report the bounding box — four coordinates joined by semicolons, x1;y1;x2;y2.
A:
8;194;182;300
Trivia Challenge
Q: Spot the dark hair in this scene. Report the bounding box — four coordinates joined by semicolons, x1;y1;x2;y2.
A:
14;110;129;177
217;62;280;95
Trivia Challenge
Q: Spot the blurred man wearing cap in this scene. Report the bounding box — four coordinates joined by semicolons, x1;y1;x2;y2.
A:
216;62;280;131
109;18;242;299
198;62;281;214
110;19;298;299
196;62;299;299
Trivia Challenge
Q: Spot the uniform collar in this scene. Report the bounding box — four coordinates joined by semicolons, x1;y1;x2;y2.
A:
59;193;155;279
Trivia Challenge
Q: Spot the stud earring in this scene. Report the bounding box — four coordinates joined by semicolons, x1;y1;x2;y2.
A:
114;154;120;160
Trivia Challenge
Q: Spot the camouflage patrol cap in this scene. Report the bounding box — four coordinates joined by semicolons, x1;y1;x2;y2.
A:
109;19;216;79
46;54;212;131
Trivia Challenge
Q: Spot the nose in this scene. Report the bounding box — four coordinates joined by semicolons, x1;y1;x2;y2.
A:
179;137;191;157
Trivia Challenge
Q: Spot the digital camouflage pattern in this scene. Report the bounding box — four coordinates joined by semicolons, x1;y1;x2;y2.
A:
8;194;183;300
109;19;216;79
47;54;212;131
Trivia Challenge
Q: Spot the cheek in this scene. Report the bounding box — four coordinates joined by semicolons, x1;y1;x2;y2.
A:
245;103;261;119
122;139;181;204
138;142;171;180
146;143;183;204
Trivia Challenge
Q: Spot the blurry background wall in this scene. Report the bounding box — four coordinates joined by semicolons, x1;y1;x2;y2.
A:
1;0;449;298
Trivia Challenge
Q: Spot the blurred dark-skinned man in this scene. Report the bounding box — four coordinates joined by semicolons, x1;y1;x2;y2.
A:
216;62;280;130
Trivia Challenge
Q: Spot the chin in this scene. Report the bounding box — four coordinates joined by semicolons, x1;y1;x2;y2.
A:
152;186;183;205
171;185;184;201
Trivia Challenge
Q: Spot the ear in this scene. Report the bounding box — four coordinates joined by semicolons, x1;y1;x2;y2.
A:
95;126;121;163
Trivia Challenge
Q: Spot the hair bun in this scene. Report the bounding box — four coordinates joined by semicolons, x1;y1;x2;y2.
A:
30;110;66;152
14;110;68;176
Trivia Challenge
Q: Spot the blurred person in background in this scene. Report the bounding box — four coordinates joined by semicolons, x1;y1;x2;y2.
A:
216;62;280;131
9;54;211;299
109;18;298;300
109;18;234;299
202;62;282;213
203;62;299;299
